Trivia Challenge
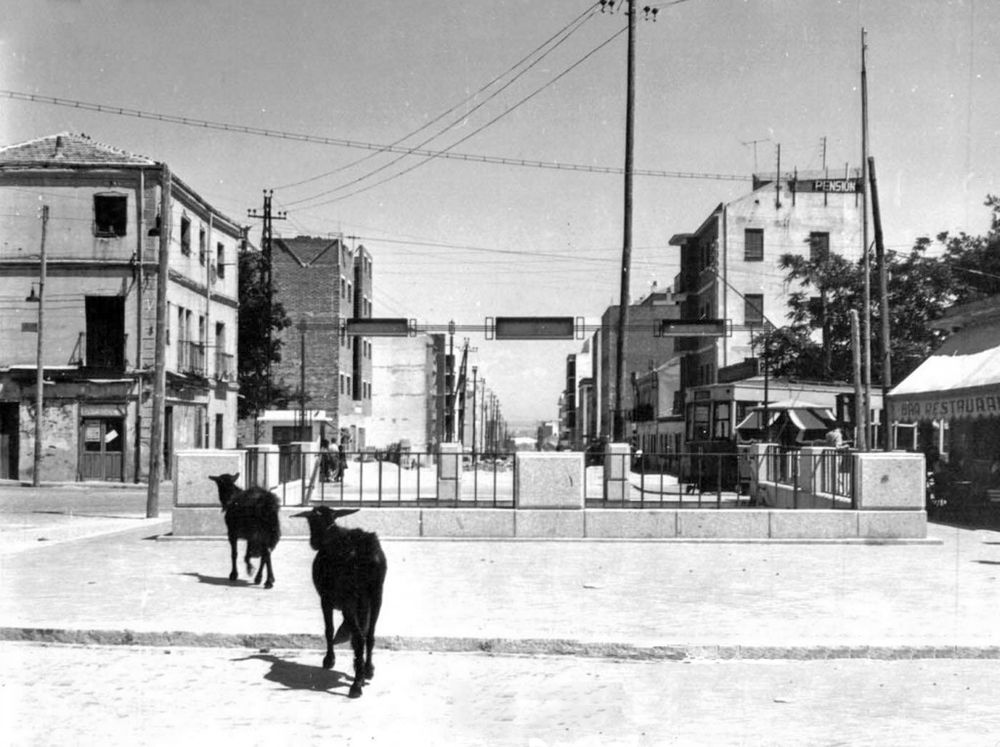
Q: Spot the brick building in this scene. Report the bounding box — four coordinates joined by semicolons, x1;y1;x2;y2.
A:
0;133;240;482
269;236;373;447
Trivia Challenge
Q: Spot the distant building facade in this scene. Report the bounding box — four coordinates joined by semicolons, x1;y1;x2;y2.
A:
669;171;865;449
368;333;446;453
0;133;240;482
591;288;682;441
269;236;373;447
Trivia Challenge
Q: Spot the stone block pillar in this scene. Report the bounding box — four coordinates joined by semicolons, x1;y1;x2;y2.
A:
854;451;926;510
515;452;584;509
438;443;464;502
245;444;280;489
604;442;631;501
173;449;246;507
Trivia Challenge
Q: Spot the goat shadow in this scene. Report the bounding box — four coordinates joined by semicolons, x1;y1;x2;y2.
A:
234;653;352;696
179;571;253;587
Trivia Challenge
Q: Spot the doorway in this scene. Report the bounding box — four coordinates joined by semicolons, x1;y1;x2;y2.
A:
0;403;18;480
79;417;124;481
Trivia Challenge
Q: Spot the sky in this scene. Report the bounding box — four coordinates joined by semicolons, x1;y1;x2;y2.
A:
2;0;997;425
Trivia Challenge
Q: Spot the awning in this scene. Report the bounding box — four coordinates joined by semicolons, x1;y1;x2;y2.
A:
889;323;1000;422
736;403;836;443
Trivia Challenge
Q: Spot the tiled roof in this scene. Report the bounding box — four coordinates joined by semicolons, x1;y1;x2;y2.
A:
0;132;157;166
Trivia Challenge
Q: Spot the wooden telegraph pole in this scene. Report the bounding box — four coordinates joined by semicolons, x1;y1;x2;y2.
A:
32;206;49;487
147;165;172;518
612;0;637;442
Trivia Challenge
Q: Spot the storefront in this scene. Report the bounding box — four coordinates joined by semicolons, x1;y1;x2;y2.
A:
888;297;1000;493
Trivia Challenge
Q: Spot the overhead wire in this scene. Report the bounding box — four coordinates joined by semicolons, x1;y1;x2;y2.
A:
1;90;748;183
287;25;631;210
274;2;601;193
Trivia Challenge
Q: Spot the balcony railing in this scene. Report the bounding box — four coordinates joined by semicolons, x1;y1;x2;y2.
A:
178;341;206;376
215;351;235;381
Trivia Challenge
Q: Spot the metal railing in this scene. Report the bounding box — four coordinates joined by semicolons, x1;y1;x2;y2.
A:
245;448;515;507
242;446;856;510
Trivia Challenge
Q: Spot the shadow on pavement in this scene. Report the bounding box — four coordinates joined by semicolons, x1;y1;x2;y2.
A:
234;653;351;696
179;572;253;587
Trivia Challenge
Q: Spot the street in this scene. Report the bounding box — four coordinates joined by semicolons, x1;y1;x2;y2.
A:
4;642;1000;746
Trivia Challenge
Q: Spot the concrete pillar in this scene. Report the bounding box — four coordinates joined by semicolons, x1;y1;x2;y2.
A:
173;448;246;507
604;442;631;501
438;442;463;502
854;451;926;510
244;444;279;489
515;452;584;509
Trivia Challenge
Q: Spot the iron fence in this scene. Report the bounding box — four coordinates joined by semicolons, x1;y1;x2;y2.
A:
242;446;856;509
244;448;515;507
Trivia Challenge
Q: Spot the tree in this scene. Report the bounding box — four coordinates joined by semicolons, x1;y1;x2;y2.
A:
237;247;293;419
757;203;989;385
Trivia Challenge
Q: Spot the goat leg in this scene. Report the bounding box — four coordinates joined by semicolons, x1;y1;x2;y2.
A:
348;627;366;698
245;549;256;582
321;597;336;670
228;536;239;582
261;551;274;589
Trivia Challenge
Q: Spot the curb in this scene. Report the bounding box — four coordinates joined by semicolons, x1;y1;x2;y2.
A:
4;627;1000;661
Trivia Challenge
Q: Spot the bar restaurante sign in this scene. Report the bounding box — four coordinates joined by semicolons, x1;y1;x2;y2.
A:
893;391;1000;421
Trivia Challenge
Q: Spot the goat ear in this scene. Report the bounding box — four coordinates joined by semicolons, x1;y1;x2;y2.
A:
331;508;359;520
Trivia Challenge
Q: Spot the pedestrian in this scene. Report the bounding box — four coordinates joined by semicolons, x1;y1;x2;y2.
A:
824;426;844;448
319;438;333;482
334;439;347;482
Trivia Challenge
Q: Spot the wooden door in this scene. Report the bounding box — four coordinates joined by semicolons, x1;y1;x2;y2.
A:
80;418;124;481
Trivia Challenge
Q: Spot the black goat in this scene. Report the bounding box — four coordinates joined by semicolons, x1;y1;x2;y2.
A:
293;506;387;698
208;473;281;589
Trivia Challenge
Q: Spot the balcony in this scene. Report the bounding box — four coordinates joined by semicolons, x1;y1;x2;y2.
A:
178;341;206;376
215;351;235;381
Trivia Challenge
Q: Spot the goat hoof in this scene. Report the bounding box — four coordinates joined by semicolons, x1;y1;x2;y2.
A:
364;664;375;679
264;580;274;589
348;684;363;699
322;654;334;670
228;571;238;582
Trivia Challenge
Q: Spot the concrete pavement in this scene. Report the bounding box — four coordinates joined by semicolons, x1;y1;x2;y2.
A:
2;495;1000;656
6;642;1000;746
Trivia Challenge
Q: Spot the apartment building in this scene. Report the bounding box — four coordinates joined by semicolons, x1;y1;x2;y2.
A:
0;133;240;482
269;236;374;448
669;171;864;448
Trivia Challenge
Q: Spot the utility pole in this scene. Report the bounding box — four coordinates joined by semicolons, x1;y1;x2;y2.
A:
247;190;286;414
612;0;637;443
471;367;478;463
444;321;455;442
860;28;872;450
868;156;891;450
147;164;172;518
32;205;48;487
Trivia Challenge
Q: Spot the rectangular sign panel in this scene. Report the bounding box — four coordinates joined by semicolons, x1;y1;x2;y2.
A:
658;319;728;337
493;316;576;340
344;318;411;337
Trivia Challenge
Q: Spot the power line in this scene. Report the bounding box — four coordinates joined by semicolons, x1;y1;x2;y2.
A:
275;3;601;193
1;90;749;183
288;26;631;209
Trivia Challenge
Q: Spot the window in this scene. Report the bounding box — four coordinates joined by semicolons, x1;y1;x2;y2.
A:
809;231;830;263
180;216;191;255
744;294;764;325
808;296;824;326
199;227;207;265
94;194;127;237
216;243;226;278
744;228;764;261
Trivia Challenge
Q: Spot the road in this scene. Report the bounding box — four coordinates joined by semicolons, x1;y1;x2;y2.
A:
4;642;1000;746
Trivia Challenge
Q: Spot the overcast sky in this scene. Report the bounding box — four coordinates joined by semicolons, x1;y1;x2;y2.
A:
2;0;997;424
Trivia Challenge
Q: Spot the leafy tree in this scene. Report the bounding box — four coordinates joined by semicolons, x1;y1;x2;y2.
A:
757;197;1000;385
237;247;293;419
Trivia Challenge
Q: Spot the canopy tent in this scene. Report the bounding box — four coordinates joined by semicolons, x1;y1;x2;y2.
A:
735;401;838;444
889;323;1000;422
